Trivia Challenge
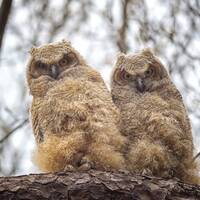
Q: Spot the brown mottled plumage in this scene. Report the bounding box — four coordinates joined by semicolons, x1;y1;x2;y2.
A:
27;40;126;172
111;49;199;184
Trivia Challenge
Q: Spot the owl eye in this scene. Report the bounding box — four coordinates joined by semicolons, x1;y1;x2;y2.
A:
36;61;48;69
145;67;154;77
59;53;79;68
59;57;68;67
123;72;132;80
113;69;132;85
31;61;50;79
120;70;132;81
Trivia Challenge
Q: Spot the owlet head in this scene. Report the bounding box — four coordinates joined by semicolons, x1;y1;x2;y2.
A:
111;48;169;93
27;40;86;80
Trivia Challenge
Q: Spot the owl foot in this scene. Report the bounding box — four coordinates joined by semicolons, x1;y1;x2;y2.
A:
141;168;153;176
78;156;94;171
64;164;75;172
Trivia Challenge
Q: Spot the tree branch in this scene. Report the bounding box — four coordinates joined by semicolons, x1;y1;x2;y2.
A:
117;0;130;53
0;0;13;52
0;119;28;144
0;170;200;199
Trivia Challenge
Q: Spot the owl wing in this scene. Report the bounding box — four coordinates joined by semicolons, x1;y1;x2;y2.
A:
31;100;45;143
166;85;193;142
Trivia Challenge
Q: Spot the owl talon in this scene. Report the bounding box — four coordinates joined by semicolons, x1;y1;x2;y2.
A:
78;156;93;171
64;164;75;172
141;168;153;176
78;163;92;171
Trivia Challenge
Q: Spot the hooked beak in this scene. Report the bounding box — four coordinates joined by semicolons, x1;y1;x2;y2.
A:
136;77;145;92
51;65;59;79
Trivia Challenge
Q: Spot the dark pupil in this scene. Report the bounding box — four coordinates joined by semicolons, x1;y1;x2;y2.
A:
125;73;131;79
146;69;152;75
39;62;46;68
61;59;67;64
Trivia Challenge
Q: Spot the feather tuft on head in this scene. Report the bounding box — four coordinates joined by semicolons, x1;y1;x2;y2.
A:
141;48;154;58
116;53;126;68
30;46;37;55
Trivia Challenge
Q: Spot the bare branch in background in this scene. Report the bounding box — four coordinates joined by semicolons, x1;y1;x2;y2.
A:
193;151;200;162
117;0;130;53
0;119;28;144
0;0;13;52
47;0;72;42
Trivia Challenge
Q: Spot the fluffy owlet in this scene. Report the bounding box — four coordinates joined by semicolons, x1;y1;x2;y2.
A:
111;49;199;184
26;40;126;172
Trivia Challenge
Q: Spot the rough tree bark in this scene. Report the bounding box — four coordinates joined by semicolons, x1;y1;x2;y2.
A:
0;170;200;200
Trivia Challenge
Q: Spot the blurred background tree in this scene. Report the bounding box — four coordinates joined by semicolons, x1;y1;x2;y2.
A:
0;0;199;176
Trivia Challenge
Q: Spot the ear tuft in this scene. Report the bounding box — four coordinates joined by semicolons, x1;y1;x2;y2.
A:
29;46;37;55
116;53;126;67
62;39;71;45
141;48;154;58
117;52;126;60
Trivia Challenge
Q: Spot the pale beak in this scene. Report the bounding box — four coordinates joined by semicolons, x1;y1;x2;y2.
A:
51;65;59;79
136;77;145;92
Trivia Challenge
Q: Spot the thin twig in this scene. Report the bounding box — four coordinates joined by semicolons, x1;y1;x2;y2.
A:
0;119;28;144
192;152;200;162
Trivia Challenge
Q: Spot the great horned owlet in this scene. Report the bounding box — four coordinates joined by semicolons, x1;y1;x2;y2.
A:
26;40;126;172
111;49;199;184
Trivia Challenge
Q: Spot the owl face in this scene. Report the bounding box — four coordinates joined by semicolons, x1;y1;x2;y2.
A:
112;50;168;93
30;52;79;80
